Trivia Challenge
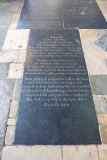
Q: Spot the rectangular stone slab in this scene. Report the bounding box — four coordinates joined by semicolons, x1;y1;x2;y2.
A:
14;30;101;145
62;0;107;29
17;0;63;29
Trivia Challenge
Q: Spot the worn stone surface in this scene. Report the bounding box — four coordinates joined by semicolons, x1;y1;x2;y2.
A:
7;63;24;79
1;146;62;160
79;30;107;75
95;29;107;38
93;96;107;114
98;1;107;14
9;100;18;119
62;0;107;29
63;146;99;160
0;80;15;98
0;99;10;151
7;119;16;126
6;1;24;14
0;29;7;49
97;114;107;124
0;63;8;79
97;145;107;160
0;50;19;63
95;32;107;52
5;126;15;145
17;0;63;29
18;50;26;63
2;29;30;50
0;15;12;29
9;14;20;30
13;80;22;99
90;75;107;95
100;125;107;143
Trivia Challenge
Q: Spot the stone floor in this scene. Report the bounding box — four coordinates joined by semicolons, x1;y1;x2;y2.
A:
0;0;107;159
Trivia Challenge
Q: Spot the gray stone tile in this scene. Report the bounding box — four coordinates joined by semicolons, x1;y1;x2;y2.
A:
0;80;15;98
0;29;7;49
0;15;12;29
0;2;8;15
93;96;107;114
90;75;107;95
0;99;10;151
0;63;9;79
13;79;22;99
95;32;107;52
105;59;107;67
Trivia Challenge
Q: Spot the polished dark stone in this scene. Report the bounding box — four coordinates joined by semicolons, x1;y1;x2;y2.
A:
14;30;101;145
62;0;107;29
17;0;63;29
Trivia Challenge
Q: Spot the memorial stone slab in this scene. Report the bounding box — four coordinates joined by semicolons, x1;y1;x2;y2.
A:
62;0;107;29
14;30;101;145
17;0;63;29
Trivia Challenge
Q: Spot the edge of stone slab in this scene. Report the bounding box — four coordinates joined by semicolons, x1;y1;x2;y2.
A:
1;145;62;160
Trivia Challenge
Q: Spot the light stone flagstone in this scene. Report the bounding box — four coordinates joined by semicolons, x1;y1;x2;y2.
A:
9;14;20;30
13;80;22;99
97;145;107;160
62;145;99;160
7;119;16;126
2;29;30;50
79;30;107;75
97;114;107;124
0;63;8;79
0;80;15;98
100;125;107;143
98;1;107;14
0;99;10;151
93;96;107;114
1;146;62;160
5;126;15;145
7;63;24;79
0;51;19;63
9;100;18;119
18;50;26;63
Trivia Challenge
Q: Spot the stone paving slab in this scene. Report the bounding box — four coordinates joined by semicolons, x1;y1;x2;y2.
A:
0;80;15;98
63;145;99;160
0;99;10;151
2;30;30;50
1;146;62;160
93;96;107;114
95;32;107;52
0;15;12;29
90;75;107;95
0;63;8;79
97;145;107;160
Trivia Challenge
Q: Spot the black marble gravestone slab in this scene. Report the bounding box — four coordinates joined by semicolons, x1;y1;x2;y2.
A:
17;0;63;29
14;30;101;145
62;0;107;29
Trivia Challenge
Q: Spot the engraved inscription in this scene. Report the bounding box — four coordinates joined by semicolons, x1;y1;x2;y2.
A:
22;32;90;107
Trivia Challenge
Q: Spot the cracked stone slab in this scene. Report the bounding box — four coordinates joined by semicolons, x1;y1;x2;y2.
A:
0;80;15;98
0;99;10;151
0;63;9;79
95;32;107;52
